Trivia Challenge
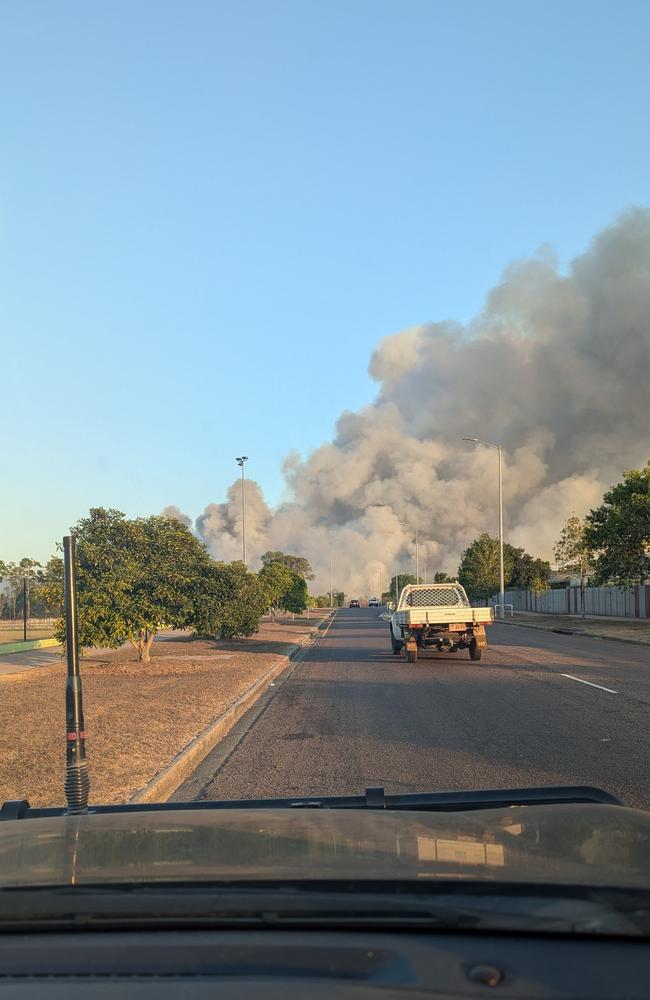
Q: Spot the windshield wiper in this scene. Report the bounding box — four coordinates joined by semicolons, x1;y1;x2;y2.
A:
1;784;621;821
0;881;648;937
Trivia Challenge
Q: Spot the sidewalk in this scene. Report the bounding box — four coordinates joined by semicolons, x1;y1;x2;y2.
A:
499;611;650;646
0;646;62;677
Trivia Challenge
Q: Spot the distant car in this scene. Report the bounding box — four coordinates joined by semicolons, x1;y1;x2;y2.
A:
349;599;360;608
368;597;379;607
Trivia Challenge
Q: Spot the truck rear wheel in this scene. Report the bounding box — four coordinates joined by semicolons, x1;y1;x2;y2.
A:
404;639;418;663
469;640;482;661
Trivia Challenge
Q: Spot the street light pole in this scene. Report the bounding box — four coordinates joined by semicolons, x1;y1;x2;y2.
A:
415;528;419;583
497;444;504;618
235;456;248;566
462;437;505;619
394;551;399;605
329;539;333;608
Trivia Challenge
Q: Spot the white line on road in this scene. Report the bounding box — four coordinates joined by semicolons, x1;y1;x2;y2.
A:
561;673;618;694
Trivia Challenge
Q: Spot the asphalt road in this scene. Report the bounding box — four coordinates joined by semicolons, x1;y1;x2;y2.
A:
184;608;650;810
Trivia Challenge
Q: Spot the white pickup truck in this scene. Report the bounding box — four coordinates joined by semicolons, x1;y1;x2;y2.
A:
389;583;493;663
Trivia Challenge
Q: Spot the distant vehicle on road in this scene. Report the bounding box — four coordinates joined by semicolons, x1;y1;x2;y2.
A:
349;599;360;608
389;583;493;663
368;597;379;607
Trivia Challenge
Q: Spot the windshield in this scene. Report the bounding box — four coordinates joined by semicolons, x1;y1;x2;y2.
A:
2;1;650;909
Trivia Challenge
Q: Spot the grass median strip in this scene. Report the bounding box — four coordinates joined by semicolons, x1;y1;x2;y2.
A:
0;616;326;808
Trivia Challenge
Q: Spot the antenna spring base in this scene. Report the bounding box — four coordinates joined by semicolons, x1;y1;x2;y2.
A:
64;762;90;814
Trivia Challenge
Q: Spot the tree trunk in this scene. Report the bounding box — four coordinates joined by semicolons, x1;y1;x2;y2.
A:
138;628;156;662
130;628;157;661
580;576;586;618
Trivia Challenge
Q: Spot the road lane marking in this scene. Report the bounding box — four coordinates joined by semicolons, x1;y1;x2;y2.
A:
561;673;618;694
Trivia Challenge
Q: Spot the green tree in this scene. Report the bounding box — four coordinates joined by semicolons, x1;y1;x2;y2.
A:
458;534;513;602
260;551;315;580
38;508;211;660
193;561;267;640
434;571;457;583
3;558;43;619
283;572;309;614
585;463;650;586
507;547;550;595
458;535;550;602
258;561;295;611
383;573;418;604
309;594;333;608
258;561;308;614
554;514;592;616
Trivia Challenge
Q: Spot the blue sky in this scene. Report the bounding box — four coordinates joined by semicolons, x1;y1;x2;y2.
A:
2;0;650;562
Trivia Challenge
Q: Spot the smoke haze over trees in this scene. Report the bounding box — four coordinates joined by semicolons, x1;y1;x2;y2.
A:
165;211;650;596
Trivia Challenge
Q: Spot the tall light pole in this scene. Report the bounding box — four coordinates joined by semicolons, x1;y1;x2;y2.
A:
329;538;333;608
394;551;399;606
463;437;505;618
235;456;248;566
415;528;419;583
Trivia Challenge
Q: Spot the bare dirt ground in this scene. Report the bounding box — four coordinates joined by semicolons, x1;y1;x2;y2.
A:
505;612;650;645
0;615;326;808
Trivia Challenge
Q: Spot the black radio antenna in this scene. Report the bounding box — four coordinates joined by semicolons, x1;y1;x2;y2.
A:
63;535;90;814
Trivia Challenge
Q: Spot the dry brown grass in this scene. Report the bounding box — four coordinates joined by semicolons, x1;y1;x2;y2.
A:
0;616;325;808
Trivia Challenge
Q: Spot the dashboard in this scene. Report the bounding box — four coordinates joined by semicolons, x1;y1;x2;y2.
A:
0;928;648;998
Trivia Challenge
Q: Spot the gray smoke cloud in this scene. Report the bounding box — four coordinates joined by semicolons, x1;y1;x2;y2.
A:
169;210;650;596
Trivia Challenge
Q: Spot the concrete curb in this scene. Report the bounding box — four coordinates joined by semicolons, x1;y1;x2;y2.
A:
130;614;334;804
0;638;59;656
498;618;650;649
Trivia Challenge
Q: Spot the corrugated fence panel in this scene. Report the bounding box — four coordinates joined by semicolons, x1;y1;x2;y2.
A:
498;585;648;618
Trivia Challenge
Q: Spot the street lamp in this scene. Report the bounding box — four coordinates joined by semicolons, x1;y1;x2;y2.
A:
415;528;419;583
235;456;248;565
462;437;505;619
329;537;333;608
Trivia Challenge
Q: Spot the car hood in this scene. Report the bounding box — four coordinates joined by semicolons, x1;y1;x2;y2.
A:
1;803;650;888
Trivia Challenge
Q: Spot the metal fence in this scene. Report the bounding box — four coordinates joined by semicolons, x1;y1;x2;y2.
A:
0;618;58;643
492;585;650;618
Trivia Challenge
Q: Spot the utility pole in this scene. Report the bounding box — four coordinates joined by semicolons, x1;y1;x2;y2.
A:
415;528;419;583
235;456;248;566
394;551;399;605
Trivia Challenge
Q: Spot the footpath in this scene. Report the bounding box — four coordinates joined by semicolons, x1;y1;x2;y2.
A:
0;614;330;809
500;611;650;647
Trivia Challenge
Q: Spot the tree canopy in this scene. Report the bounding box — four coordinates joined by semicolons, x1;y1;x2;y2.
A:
193;560;267;640
457;534;550;601
585;463;650;586
38;508;212;660
260;551;315;580
0;558;44;617
258;560;308;614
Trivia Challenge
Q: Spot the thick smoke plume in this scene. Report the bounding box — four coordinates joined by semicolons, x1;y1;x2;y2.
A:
167;211;650;596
